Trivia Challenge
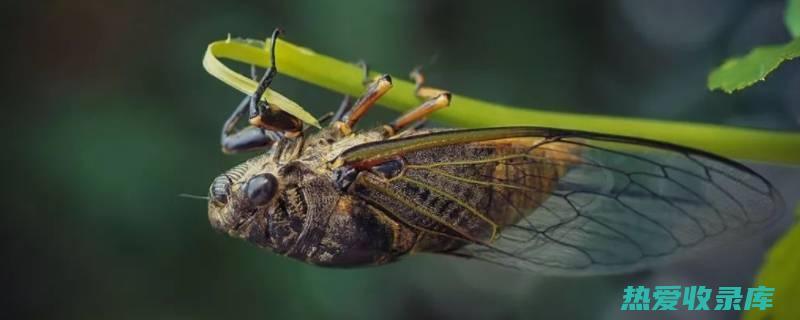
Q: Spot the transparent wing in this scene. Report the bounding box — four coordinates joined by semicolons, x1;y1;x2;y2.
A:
457;135;782;275
344;128;784;275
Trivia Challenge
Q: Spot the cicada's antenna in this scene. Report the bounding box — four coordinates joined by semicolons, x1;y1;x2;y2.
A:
178;193;210;200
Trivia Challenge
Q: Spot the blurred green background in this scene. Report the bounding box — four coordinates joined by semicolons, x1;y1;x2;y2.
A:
4;1;799;319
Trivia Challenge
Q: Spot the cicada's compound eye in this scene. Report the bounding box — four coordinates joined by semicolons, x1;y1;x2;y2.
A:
244;173;279;206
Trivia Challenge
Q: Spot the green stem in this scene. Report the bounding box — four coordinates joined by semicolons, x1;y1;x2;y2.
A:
205;38;800;165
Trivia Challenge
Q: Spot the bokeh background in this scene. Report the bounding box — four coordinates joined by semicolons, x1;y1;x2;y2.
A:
4;0;800;319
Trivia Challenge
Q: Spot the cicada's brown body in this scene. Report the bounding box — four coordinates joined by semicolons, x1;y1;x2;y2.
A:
209;128;579;267
207;30;780;275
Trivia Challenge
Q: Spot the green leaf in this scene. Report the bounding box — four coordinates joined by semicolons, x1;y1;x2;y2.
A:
203;37;320;127
204;37;800;165
788;0;800;38
743;204;800;320
708;37;800;93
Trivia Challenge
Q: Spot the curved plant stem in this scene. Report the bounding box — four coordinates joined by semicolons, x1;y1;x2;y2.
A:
204;37;800;165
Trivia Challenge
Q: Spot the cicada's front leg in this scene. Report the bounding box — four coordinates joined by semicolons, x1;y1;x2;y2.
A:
382;67;451;137
246;29;304;135
220;96;283;154
220;28;304;154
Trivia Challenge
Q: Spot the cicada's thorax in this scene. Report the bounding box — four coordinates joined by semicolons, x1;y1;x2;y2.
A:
258;130;419;266
263;172;399;266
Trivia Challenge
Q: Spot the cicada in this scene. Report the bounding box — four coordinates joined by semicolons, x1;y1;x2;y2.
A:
207;30;782;275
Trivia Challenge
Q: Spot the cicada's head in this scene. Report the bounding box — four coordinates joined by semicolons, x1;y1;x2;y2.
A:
207;155;284;246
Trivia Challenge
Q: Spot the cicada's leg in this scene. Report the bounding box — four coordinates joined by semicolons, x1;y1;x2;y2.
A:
386;119;429;139
334;70;393;135
378;66;451;136
331;61;371;123
331;95;353;124
410;66;449;100
250;64;258;81
383;92;451;136
246;28;304;135
220;96;283;154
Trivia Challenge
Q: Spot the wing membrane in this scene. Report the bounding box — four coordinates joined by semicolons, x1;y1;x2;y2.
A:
342;127;783;275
